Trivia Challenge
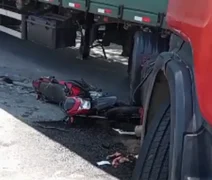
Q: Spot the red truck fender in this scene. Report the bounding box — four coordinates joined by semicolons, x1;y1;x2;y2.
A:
167;0;212;126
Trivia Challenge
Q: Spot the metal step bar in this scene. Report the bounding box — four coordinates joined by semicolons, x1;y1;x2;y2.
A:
0;8;22;20
0;8;25;39
0;25;22;38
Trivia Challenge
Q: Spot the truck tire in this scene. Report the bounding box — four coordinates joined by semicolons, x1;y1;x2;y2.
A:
129;31;170;106
129;31;157;106
132;102;170;180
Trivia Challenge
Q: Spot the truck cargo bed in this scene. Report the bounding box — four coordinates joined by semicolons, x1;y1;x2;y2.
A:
63;0;168;28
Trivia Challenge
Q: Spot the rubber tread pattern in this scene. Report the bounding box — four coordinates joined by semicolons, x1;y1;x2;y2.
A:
132;103;170;180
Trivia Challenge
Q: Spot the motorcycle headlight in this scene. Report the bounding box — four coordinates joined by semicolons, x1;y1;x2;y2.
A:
79;98;91;110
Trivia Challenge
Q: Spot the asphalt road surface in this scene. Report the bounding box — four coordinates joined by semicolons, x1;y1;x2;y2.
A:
0;32;139;180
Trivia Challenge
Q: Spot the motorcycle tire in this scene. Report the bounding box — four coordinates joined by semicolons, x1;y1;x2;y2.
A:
106;106;140;122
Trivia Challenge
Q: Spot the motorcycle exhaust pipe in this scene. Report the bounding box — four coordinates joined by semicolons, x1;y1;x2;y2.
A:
112;125;143;137
134;125;143;137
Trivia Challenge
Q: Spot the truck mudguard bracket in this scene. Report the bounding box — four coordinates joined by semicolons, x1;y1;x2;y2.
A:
118;5;124;19
157;13;165;27
85;0;90;11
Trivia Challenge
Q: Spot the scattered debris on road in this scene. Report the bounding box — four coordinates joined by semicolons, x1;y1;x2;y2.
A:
0;75;13;84
107;152;136;168
0;75;34;92
97;161;111;166
97;152;138;168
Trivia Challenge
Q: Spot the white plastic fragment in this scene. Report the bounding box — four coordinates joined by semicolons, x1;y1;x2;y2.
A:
96;161;111;166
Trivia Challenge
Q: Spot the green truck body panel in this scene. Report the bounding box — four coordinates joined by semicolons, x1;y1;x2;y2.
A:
63;0;168;28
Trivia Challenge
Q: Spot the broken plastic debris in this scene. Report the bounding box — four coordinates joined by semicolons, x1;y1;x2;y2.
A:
0;76;13;84
112;156;130;168
106;152;122;160
107;152;137;168
96;161;111;166
112;128;136;135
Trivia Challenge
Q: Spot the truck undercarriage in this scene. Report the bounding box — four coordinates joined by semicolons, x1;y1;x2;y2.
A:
0;0;170;60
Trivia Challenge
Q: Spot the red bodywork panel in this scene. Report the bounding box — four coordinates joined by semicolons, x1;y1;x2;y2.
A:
167;0;212;125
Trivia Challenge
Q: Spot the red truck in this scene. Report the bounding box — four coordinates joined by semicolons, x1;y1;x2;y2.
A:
0;0;211;179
